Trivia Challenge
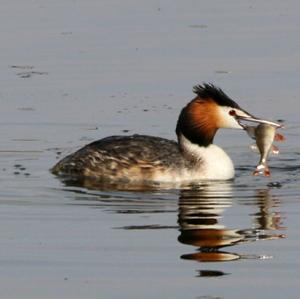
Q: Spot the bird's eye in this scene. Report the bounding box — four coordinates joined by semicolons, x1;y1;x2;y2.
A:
229;110;236;116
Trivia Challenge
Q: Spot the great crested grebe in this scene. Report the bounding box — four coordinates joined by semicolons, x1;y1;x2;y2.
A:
52;84;279;183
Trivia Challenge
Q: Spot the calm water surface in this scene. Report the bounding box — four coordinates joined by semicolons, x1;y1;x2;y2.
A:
1;1;300;298
0;118;299;299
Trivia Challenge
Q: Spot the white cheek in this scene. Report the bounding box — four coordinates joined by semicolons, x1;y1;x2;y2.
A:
217;106;244;129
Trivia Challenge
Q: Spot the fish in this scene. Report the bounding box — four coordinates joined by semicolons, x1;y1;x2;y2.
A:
244;123;285;176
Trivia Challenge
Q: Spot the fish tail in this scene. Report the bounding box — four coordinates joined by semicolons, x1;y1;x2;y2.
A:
252;162;271;176
253;165;264;176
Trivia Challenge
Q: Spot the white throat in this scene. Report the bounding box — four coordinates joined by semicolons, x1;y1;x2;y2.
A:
178;134;235;180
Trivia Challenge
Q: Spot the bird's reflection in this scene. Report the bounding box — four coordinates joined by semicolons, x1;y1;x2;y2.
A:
178;182;285;267
56;175;285;277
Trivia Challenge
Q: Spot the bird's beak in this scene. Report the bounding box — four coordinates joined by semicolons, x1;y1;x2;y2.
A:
234;111;283;129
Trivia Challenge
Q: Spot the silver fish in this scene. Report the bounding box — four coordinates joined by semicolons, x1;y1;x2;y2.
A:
244;124;285;176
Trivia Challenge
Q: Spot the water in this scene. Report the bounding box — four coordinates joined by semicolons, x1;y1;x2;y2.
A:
1;1;300;298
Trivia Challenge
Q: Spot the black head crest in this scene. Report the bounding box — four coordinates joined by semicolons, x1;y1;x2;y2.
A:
193;83;240;109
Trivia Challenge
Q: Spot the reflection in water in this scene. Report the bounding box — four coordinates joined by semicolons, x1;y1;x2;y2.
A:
58;176;285;277
178;182;285;271
196;270;229;277
251;189;285;231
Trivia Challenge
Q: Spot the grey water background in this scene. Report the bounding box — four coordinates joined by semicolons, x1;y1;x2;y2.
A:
1;1;300;298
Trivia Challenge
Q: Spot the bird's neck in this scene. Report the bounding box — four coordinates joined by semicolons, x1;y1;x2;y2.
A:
177;133;235;180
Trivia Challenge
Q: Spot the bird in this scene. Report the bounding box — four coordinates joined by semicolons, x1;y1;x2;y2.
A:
51;83;278;184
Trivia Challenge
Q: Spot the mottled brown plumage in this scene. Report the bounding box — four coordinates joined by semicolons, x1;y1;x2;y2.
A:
52;135;189;182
